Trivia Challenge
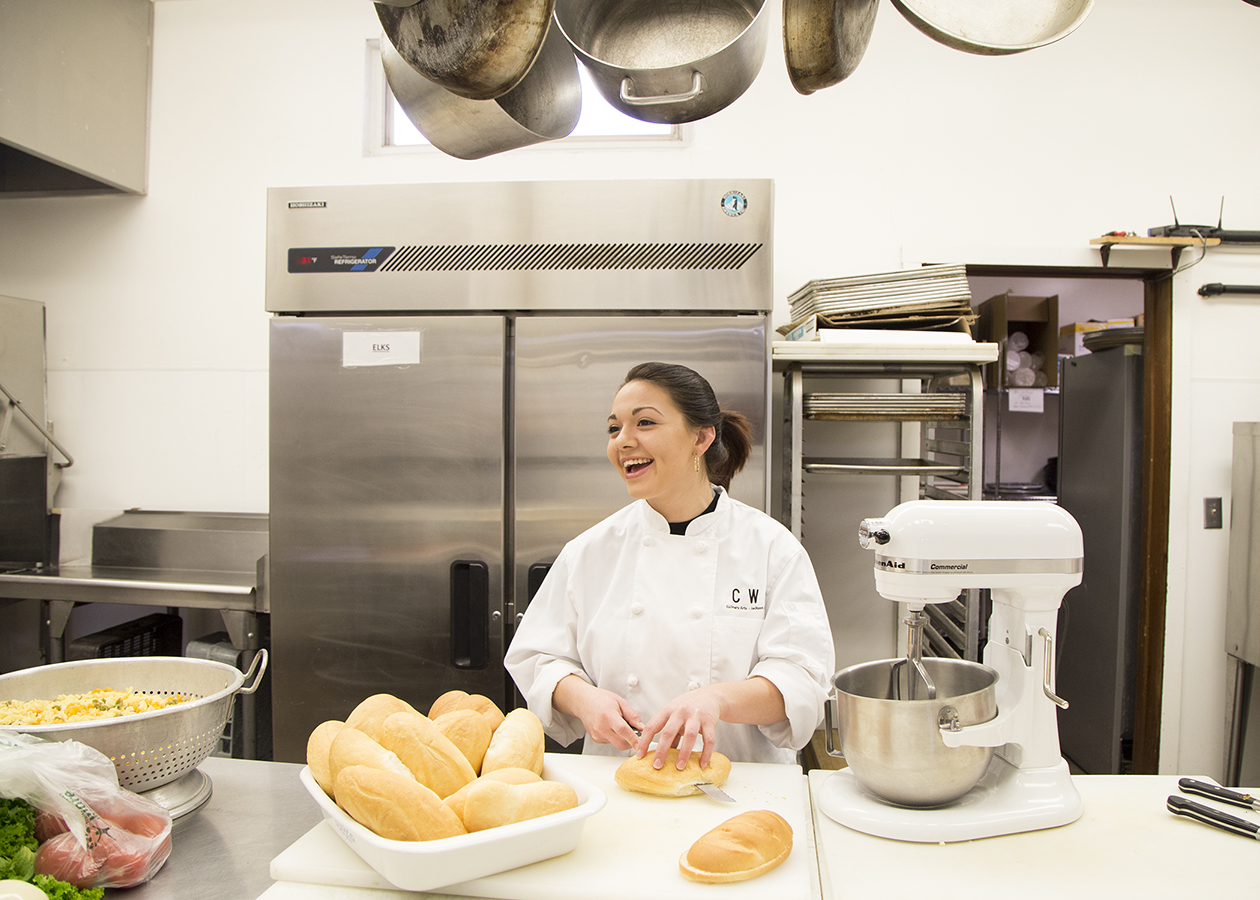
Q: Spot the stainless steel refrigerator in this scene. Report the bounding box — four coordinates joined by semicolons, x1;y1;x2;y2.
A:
265;180;773;763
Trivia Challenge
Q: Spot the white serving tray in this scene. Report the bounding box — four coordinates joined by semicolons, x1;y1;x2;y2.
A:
298;761;606;892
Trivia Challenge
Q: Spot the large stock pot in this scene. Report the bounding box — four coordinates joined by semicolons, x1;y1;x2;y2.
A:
554;0;769;124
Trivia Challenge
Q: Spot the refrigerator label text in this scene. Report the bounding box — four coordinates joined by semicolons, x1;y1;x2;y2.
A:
342;331;421;367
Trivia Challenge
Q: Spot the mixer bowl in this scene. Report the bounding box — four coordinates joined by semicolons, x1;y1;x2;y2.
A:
830;657;998;808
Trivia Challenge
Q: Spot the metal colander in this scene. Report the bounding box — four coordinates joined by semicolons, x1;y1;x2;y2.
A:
0;651;267;791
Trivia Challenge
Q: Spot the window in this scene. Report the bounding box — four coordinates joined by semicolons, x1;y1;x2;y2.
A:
366;39;686;154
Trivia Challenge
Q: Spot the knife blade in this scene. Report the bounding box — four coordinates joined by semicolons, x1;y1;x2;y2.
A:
1167;795;1260;840
694;782;736;803
1178;777;1260;813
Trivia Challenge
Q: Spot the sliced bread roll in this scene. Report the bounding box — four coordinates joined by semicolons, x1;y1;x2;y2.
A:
460;779;579;832
378;710;477;799
429;690;506;733
442;767;542;821
614;749;732;797
679;810;793;884
480;707;545;776
328;725;414;784
306;719;346;798
434;708;494;774
345;693;422;742
334;765;467;842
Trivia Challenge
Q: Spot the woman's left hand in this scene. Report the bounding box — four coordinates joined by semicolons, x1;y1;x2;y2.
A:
634;686;724;771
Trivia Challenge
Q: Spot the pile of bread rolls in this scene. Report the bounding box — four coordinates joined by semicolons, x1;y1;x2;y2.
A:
306;691;578;842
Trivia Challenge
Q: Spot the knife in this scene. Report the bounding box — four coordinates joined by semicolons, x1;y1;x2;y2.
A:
1179;777;1260;813
1167;795;1260;840
694;782;736;803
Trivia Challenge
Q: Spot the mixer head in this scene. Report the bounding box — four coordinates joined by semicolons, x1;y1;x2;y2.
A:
858;500;1083;606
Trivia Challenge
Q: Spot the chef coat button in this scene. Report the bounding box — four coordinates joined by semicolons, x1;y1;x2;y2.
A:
627;675;639;688
687;681;700;691
696;542;709;554
644;537;655;548
690;607;703;619
630;603;644;616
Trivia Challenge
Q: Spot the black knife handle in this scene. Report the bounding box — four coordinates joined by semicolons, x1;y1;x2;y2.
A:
1178;777;1259;811
1167;795;1260;839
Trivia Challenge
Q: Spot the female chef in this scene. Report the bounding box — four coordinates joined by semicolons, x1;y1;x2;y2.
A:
505;362;834;770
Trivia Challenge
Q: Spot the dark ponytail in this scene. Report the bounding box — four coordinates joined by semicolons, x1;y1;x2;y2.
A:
621;362;753;491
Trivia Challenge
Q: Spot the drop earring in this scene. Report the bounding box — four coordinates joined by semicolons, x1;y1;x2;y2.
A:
694;454;700;472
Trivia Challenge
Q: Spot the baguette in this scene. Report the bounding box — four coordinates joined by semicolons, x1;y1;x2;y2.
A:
429;690;506;733
460;779;579;832
614;749;732;797
679;810;793;884
334;765;467;842
378;711;477;799
306;719;346;798
442;767;542;821
480;708;545;776
328;725;414;783
433;708;493;773
345;693;422;742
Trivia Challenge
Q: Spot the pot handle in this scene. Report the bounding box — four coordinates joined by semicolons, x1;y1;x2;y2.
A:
235;648;269;696
619;72;704;106
822;692;845;758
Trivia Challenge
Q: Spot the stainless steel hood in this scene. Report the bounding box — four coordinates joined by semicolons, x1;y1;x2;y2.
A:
0;0;152;196
265;179;773;314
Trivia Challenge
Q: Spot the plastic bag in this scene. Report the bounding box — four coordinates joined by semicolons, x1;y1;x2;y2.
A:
0;732;172;889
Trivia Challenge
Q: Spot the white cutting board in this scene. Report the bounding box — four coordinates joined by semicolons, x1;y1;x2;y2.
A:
810;771;1260;900
269;754;812;900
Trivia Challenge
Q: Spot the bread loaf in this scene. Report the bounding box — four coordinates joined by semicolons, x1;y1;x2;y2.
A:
442;767;542;821
480;708;545;776
377;711;477;799
328;725;414;784
306;720;346;798
460;779;579;832
429;690;506;732
614;749;732;797
679;810;793;884
333;765;467;842
345;693;422;742
434;708;493;773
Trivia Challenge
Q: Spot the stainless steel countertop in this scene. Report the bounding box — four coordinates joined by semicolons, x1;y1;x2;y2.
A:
117;757;322;900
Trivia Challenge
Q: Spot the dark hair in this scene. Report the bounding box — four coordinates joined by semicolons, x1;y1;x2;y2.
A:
621;362;753;490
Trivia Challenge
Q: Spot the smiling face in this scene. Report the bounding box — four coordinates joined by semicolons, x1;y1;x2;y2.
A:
607;379;716;523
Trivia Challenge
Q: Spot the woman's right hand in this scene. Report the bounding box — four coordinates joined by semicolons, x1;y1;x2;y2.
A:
553;674;644;751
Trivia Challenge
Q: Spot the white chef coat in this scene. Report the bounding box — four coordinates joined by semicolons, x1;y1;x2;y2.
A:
504;487;835;764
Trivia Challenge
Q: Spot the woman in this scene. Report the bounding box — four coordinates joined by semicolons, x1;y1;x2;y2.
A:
505;362;834;770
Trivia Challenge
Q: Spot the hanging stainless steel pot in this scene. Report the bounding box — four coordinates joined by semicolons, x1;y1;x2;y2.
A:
376;0;554;101
554;0;770;124
783;0;878;95
381;23;581;160
823;657;999;808
889;0;1095;55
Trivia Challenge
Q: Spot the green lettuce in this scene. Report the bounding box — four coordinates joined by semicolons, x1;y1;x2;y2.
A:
0;797;104;900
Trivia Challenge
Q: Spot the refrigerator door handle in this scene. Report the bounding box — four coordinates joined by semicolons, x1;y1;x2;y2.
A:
450;560;489;669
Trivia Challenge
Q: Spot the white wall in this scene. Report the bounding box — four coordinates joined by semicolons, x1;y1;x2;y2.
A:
1;0;1259;777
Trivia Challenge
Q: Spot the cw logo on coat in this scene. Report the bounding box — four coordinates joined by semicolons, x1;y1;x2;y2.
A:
724;587;764;614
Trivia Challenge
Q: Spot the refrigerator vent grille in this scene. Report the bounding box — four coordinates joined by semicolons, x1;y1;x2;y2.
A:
379;242;763;273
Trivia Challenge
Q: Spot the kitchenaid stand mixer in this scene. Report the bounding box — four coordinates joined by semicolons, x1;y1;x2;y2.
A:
818;500;1085;842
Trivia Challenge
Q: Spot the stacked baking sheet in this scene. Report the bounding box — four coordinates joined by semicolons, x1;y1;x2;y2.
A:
803;392;968;421
784;264;975;332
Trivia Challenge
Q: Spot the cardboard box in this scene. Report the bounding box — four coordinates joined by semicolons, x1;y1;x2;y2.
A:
976;293;1059;388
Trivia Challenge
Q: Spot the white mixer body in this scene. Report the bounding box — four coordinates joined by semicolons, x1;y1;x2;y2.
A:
823;499;1087;842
